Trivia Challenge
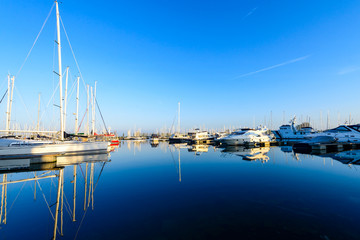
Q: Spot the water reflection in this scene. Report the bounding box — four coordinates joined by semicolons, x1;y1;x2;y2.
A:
169;145;182;182
309;149;360;166
188;144;209;155
3;140;356;239
0;153;109;240
221;146;270;162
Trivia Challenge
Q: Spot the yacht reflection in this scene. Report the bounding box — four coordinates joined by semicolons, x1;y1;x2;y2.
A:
188;144;209;155
318;149;360;165
222;146;270;162
280;146;293;153
0;153;109;240
150;142;159;148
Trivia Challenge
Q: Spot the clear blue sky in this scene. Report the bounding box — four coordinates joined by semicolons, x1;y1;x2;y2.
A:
1;0;360;133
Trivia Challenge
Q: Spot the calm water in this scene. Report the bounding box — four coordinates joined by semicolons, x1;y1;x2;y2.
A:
0;141;360;239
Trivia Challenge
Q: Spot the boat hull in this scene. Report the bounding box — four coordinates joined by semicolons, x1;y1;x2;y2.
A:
0;141;109;159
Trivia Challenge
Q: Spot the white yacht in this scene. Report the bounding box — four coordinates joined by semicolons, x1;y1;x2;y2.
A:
188;129;214;144
274;117;315;140
219;127;271;146
169;133;190;144
309;124;360;143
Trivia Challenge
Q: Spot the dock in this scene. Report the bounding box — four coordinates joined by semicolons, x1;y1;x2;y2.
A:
293;142;360;153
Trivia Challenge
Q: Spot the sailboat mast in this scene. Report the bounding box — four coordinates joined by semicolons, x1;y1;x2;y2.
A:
86;85;89;135
75;77;80;134
178;102;180;133
90;86;93;135
55;0;64;141
92;81;96;134
6;75;10;134
64;67;69;133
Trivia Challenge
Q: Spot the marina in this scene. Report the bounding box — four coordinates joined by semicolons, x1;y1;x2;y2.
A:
1;0;360;239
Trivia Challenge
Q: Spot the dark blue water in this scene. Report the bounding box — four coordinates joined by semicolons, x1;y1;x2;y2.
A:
0;141;360;239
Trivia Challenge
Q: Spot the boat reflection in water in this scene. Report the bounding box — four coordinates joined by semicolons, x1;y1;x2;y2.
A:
188;144;209;155
310;149;360;166
0;153;109;240
221;146;270;162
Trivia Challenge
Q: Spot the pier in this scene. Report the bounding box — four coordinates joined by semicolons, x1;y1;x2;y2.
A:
293;142;360;154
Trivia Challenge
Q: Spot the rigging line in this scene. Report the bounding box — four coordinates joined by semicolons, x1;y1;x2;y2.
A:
8;182;26;214
0;76;8;93
74;202;89;240
95;98;109;134
16;3;55;78
14;86;35;124
79;164;85;179
59;16;88;92
66;75;78;102
62;192;73;219
39;81;60;123
0;90;8;104
35;180;56;222
93;162;107;192
78;109;88;132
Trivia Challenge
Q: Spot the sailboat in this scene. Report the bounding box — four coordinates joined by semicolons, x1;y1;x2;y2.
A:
0;1;109;159
169;102;190;144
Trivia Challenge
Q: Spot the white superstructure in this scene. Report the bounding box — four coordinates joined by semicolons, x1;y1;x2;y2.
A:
275;117;315;140
188;129;214;143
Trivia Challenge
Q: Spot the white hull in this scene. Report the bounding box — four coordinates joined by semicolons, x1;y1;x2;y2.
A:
309;125;360;143
0;141;109;159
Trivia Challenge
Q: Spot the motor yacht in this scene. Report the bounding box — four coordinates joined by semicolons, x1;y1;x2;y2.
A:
219;127;271;146
309;124;360;143
273;117;315;140
187;129;214;144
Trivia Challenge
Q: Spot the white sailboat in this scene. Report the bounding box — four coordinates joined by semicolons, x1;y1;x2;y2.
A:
169;102;190;143
0;1;109;159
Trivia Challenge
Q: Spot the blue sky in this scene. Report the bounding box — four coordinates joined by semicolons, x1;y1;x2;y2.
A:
1;0;360;133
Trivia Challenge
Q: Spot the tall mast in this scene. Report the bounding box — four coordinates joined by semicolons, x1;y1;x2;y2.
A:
9;76;15;132
178;102;180;134
92;81;96;134
64;66;69;133
86;85;89;136
56;0;64;141
90;86;93;135
6;75;10;133
75;77;80;134
8;76;15;133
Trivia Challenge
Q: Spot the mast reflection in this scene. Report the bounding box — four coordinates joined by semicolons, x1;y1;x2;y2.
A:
0;153;109;240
